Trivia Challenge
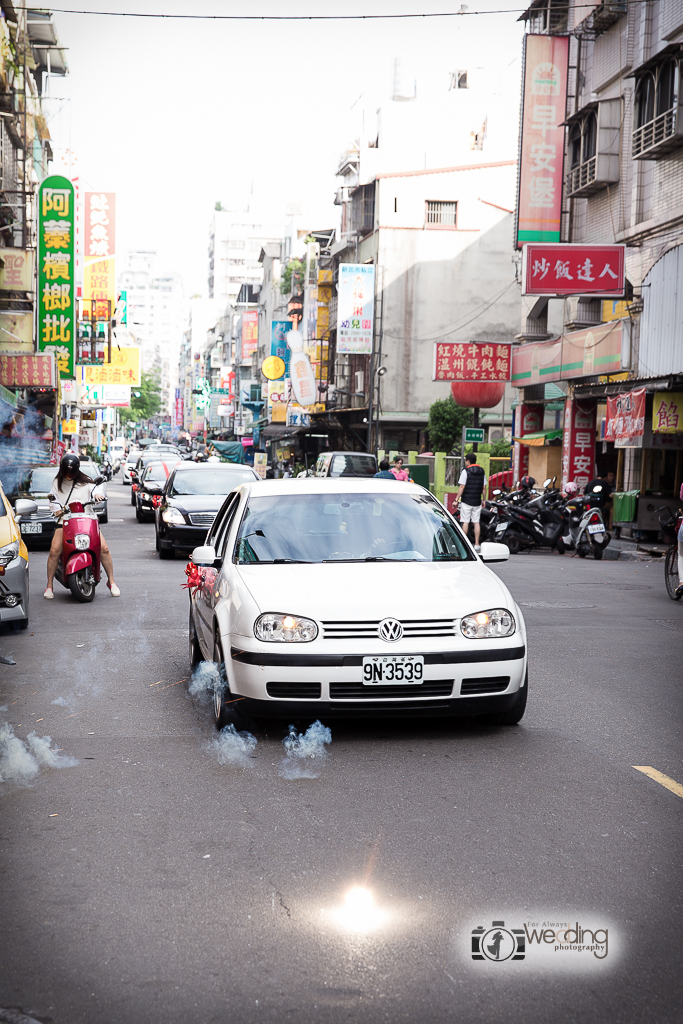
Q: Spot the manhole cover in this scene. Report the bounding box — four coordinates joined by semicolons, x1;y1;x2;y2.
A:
520;601;596;608
566;582;651;590
656;619;683;632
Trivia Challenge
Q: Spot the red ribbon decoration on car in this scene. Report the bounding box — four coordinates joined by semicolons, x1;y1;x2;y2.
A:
182;562;205;594
152;495;162;508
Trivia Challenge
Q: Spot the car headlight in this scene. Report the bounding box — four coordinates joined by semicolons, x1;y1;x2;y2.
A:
461;608;515;639
0;542;19;567
254;612;318;643
141;490;150;499
162;507;185;524
74;534;90;550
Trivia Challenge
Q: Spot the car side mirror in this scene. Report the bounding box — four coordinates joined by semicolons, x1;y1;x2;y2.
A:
191;544;217;566
15;498;38;518
479;541;510;563
95;475;105;485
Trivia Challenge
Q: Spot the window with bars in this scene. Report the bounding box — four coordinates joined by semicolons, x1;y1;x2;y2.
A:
425;201;458;227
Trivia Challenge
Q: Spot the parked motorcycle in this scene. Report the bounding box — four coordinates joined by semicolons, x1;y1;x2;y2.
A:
490;478;567;554
54;494;103;602
561;487;611;560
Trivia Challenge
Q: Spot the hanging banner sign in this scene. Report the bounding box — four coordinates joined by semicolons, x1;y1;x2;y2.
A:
515;34;569;249
433;342;512;382
652;391;683;434
561;398;596;491
83;192;116;308
38;175;76;378
337;264;375;354
0;353;55;387
522;243;626;296
241;311;259;360
271;320;292;377
605;387;646;443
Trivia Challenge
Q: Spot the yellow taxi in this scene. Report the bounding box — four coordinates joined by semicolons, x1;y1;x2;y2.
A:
0;479;35;629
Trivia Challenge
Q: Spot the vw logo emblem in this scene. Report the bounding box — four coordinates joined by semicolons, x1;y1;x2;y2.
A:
378;617;403;642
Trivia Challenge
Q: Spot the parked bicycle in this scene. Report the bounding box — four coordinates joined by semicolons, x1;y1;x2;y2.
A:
658;506;683;601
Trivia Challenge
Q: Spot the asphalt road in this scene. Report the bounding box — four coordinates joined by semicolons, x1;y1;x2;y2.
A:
1;477;682;1024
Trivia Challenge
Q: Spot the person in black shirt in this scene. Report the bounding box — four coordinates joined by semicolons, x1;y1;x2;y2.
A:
585;471;616;526
456;452;487;550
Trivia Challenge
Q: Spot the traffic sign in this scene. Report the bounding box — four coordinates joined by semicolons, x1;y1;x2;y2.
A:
464;427;485;443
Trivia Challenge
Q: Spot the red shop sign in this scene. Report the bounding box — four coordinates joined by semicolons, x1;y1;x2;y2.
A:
605;387;646;443
433;342;512;382
522;243;625;297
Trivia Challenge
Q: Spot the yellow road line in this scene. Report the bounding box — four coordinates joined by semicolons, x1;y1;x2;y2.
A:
633;766;683;800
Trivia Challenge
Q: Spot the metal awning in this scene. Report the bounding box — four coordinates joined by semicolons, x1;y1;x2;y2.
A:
512;428;563;447
262;424;306;439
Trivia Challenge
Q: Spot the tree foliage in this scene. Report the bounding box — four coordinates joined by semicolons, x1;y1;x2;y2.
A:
280;259;306;295
120;371;162;424
427;396;473;453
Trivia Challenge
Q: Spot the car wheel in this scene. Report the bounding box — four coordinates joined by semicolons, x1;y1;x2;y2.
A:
486;671;528;726
155;531;160;552
189;608;202;669
136;508;144;523
212;635;232;729
130;490;136;506
16;618;29;630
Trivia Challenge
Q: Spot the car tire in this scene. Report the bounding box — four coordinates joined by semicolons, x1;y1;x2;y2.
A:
212;635;234;729
100;508;108;525
486;671;528;726
136;508;144;523
130;490;136;506
17;618;29;630
189;608;202;669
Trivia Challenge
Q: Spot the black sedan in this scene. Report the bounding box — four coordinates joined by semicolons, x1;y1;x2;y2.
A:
9;466;60;548
155;463;259;558
135;457;182;522
129;447;180;504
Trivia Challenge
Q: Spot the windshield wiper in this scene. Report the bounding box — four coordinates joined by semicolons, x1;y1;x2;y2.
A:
364;556;418;561
248;558;312;564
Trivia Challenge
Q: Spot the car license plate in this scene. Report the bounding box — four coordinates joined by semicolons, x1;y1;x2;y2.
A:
21;523;42;534
362;656;424;684
495;522;507;533
587;523;605;534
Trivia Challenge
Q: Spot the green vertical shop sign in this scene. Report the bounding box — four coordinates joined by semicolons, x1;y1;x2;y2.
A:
38;175;75;378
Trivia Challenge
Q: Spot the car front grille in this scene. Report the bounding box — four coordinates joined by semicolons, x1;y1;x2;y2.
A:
188;512;216;528
460;676;510;695
266;681;321;699
321;619;457;640
330;681;453;699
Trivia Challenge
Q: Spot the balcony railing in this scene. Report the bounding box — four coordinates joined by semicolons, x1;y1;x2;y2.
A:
632;107;678;159
565;156;596;196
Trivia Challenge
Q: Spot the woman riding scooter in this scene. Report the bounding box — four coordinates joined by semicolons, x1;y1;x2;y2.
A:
44;453;120;599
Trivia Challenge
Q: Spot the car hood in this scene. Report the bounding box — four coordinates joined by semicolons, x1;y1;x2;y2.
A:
168;494;230;513
236;560;512;620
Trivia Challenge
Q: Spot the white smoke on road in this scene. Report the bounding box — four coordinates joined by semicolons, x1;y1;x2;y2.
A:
0;722;78;786
206;723;257;768
188;660;220;700
279;720;332;780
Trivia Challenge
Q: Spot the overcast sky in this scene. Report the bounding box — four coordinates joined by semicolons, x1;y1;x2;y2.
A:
43;0;524;297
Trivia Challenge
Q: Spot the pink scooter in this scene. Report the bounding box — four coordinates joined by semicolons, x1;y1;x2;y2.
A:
54;498;102;602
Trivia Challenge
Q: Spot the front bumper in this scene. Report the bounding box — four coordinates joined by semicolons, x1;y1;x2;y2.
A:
225;642;527;718
0;557;29;621
159;522;211;550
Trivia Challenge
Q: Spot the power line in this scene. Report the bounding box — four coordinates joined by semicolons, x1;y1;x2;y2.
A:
15;1;651;21
384;278;517;342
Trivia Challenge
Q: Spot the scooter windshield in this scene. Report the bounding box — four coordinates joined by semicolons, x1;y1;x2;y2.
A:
68;501;85;513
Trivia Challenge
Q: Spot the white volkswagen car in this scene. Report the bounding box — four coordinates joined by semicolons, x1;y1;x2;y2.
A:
188;479;527;726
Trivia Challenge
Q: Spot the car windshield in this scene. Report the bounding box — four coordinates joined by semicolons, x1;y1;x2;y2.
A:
21;468;57;493
234;492;472;563
79;464;101;481
171;468;255;496
329;454;376;477
126;452;140;464
143;460;181;482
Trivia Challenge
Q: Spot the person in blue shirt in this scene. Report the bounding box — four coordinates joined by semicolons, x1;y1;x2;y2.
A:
374;458;397;479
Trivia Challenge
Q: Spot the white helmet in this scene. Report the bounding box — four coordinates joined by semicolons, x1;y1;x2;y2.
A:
207;455;220;463
564;481;578;496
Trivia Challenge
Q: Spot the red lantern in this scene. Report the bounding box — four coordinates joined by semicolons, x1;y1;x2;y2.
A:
451;382;505;409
